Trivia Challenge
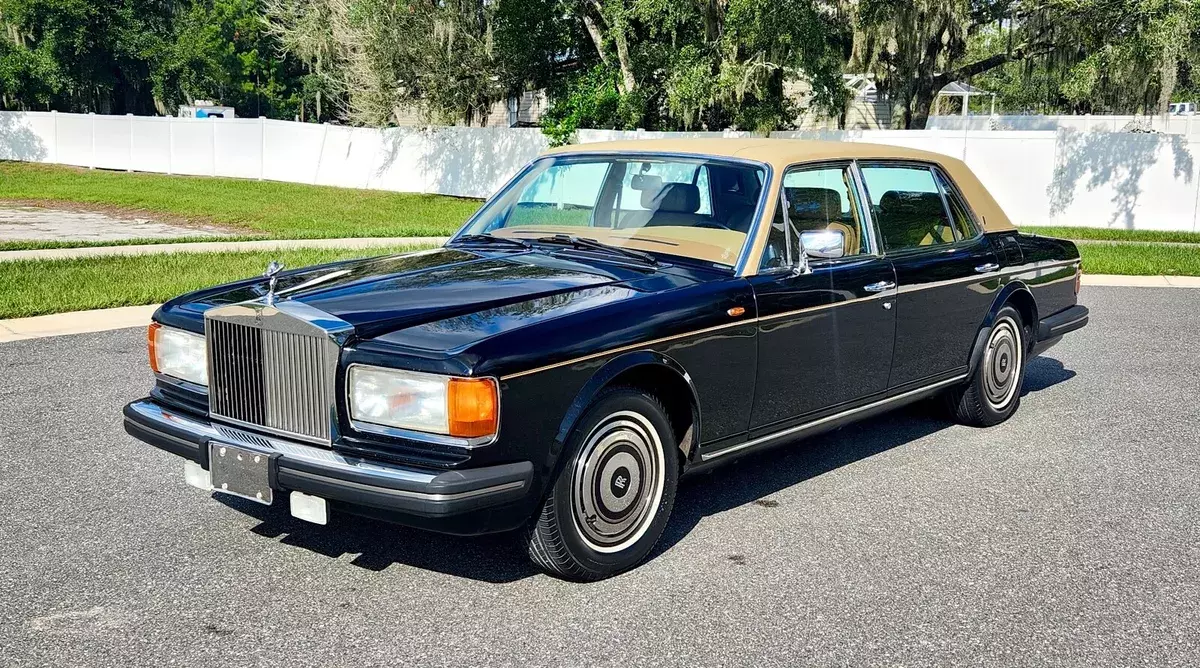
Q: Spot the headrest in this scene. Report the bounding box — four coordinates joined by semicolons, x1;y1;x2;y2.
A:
785;187;841;222
651;182;701;214
637;175;664;208
879;190;943;214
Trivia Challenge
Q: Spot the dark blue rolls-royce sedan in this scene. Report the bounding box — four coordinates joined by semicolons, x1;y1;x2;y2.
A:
124;139;1089;580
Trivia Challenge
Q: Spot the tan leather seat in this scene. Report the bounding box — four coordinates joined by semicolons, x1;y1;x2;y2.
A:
825;221;859;255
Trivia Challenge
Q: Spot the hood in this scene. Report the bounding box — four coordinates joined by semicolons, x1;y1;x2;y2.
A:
161;248;625;339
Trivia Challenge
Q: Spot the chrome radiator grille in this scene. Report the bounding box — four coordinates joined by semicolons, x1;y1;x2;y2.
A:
206;319;333;443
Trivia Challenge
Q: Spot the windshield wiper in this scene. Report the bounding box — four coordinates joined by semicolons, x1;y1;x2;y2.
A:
533;234;658;266
451;233;531;249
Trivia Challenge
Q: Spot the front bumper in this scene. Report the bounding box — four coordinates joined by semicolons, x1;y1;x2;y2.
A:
123;399;536;535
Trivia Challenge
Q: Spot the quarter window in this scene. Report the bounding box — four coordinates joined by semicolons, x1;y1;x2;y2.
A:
859;165;956;252
935;170;979;240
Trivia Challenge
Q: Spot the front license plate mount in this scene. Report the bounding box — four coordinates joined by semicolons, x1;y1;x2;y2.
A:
208;441;276;505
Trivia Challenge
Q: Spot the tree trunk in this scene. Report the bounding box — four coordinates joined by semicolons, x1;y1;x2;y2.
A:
581;13;610;66
1158;54;1177;120
612;21;637;94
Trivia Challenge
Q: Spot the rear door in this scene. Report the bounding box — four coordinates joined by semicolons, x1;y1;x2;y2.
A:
747;162;897;431
858;162;1000;389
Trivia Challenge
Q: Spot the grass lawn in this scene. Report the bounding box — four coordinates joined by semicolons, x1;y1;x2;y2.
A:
0;244;434;319
0;162;481;250
1077;243;1200;277
1022;225;1200;244
0;240;1193;319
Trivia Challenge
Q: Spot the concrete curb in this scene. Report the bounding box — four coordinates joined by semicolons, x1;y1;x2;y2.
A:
0;305;159;343
1081;274;1200;288
0;237;449;262
1;274;1195;343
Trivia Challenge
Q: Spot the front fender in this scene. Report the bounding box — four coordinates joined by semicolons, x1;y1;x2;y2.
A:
553;350;701;452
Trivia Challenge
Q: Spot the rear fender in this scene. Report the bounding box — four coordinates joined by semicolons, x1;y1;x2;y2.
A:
967;281;1037;377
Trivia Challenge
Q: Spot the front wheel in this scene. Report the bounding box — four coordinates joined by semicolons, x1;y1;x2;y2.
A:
945;305;1027;427
525;387;679;581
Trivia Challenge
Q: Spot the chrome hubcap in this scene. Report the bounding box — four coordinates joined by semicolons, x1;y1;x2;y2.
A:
983;317;1023;411
571;411;665;553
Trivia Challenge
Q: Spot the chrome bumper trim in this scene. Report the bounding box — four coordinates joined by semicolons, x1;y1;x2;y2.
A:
126;400;436;485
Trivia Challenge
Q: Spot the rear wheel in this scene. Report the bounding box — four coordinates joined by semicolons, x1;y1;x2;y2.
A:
946;305;1027;427
525;387;679;581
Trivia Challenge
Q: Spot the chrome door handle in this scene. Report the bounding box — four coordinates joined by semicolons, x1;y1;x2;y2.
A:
975;262;1000;273
864;281;896;293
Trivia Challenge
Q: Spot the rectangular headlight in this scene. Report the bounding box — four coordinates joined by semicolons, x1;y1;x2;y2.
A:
148;323;208;386
348;365;498;439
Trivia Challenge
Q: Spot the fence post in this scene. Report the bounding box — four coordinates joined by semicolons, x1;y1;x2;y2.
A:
50;110;59;164
89;112;96;169
211;118;217;177
259;116;266;181
167;116;174;175
313;122;329;185
128;113;134;172
1191;134;1200;233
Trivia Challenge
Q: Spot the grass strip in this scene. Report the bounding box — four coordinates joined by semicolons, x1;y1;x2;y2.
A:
0;244;434;319
1077;243;1200;276
0;162;481;242
1023;225;1200;244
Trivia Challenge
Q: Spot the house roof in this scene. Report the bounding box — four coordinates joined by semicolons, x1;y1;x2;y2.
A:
544;139;1017;239
939;81;991;95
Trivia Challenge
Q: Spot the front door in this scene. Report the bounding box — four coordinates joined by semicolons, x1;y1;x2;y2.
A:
748;162;898;432
858;162;1002;388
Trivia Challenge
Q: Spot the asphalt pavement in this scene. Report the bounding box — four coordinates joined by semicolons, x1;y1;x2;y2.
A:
1;286;1197;667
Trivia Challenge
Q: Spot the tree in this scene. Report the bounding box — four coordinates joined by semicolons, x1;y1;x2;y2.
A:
542;0;853;137
856;0;1200;127
155;0;305;118
264;0;562;126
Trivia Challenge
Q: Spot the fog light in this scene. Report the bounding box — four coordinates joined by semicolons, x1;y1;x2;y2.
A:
290;491;328;525
183;460;212;491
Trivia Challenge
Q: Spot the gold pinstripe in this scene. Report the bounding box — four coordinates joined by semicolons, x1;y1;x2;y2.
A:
499;258;1079;382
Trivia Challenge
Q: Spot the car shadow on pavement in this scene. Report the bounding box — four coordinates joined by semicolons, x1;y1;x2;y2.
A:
215;356;1075;584
652;355;1077;559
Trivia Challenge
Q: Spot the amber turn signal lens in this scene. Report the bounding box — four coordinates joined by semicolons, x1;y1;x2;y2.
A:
1075;265;1083;295
147;323;162;373
447;377;499;438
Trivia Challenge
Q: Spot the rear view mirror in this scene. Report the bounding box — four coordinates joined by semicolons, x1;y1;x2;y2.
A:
800;229;845;259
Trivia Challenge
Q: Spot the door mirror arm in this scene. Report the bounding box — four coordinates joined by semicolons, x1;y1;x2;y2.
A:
791;246;812;276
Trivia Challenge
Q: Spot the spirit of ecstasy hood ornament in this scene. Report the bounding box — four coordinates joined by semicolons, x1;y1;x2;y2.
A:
263;261;285;306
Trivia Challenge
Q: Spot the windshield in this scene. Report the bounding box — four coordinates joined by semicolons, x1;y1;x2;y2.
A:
457;155;768;268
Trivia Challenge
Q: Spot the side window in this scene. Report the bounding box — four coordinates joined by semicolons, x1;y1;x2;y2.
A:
860;165;955;252
761;164;868;269
506;162;609;228
934;170;979;240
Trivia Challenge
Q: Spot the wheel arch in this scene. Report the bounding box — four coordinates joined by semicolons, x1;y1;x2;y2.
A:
555;351;701;462
968;281;1038;376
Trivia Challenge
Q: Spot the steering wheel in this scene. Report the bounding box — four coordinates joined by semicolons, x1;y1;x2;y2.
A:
695;220;732;231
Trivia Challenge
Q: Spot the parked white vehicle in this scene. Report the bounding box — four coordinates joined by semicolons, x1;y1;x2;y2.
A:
1168;102;1196;115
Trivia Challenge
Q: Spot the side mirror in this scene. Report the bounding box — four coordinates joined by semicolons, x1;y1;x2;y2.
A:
800;229;845;259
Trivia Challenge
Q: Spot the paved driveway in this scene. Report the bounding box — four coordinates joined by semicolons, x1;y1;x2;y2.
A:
0;204;232;242
1;287;1197;667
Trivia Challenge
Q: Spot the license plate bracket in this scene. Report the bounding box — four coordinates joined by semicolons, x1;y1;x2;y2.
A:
208;441;276;505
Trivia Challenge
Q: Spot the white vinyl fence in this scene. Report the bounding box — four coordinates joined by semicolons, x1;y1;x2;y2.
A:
928;113;1200;135
2;110;1199;232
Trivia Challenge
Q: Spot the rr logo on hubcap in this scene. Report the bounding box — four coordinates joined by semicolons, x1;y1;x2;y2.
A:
610;466;632;498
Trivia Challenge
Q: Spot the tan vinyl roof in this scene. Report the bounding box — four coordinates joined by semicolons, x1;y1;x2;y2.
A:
545;139;1016;237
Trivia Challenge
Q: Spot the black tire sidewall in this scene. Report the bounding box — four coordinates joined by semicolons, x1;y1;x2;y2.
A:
975;306;1026;422
549;388;680;575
